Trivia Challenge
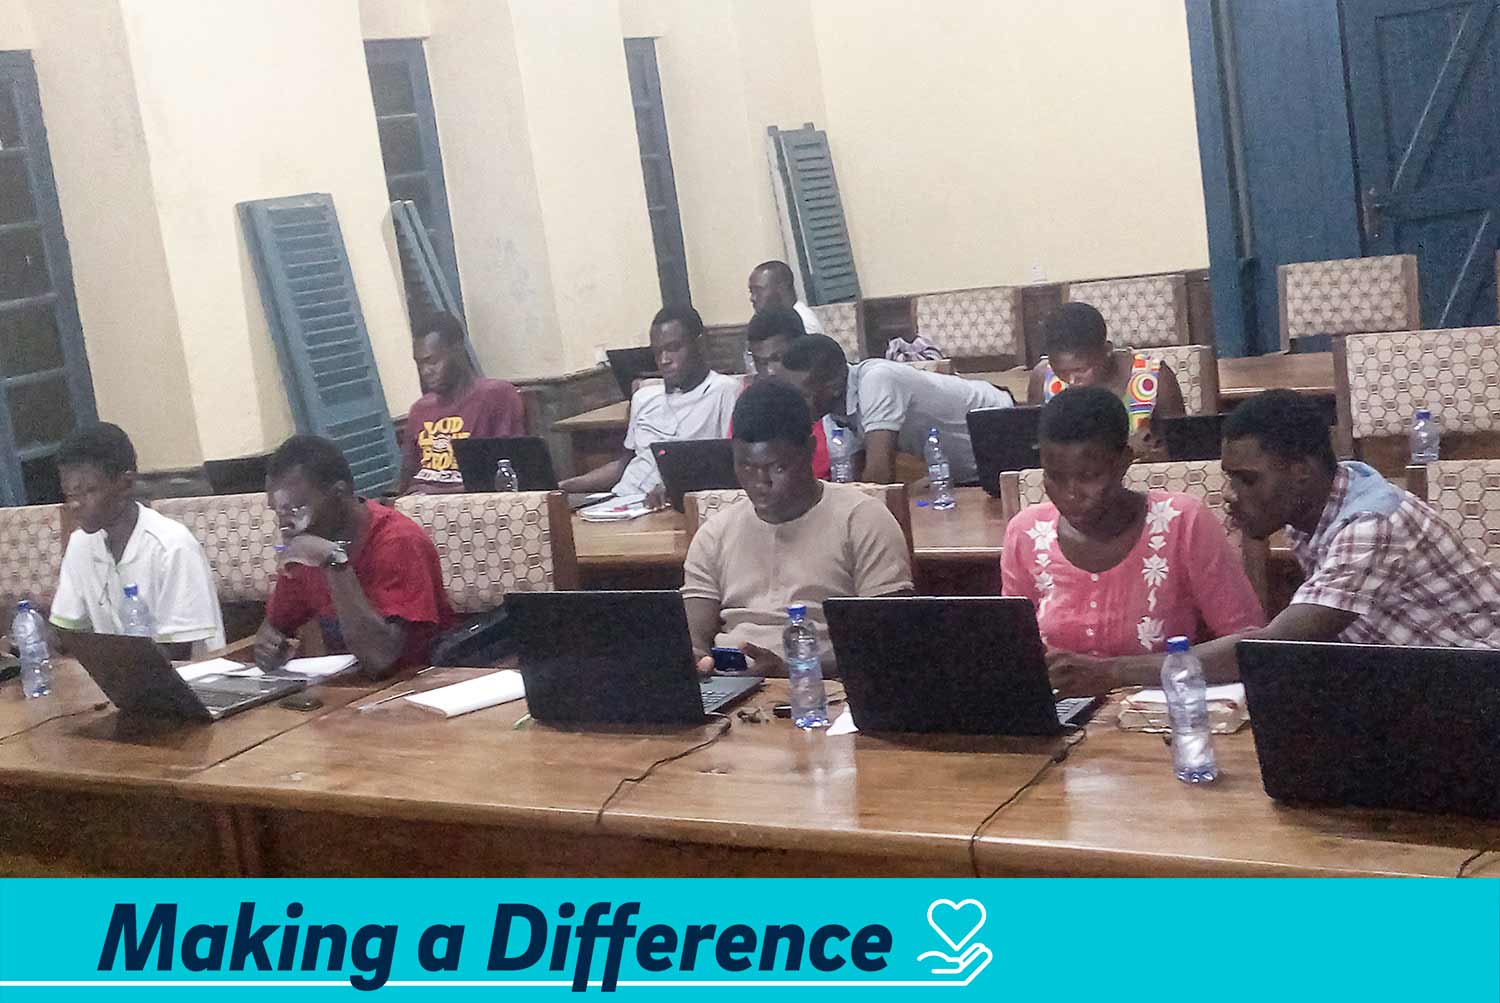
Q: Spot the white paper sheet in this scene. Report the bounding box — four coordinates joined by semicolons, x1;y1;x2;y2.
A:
1124;682;1245;707
177;658;261;682
826;706;859;736
281;654;358;679
403;670;526;718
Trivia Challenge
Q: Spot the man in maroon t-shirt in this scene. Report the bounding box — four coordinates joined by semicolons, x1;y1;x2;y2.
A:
400;312;526;494
255;435;454;678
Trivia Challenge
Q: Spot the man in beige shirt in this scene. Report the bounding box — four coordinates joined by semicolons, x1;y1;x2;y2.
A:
683;379;913;676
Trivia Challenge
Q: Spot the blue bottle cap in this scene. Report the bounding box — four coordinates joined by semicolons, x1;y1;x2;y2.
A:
15;599;30;612
123;584;139;598
786;603;807;620
1415;408;1431;420
1166;636;1191;653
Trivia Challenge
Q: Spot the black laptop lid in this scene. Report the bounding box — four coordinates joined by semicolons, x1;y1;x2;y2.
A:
1162;414;1227;461
824;596;1062;735
506;591;707;725
452;436;559;493
651;439;738;512
65;632;210;720
966;406;1042;496
1238;639;1500;818
606;347;659;401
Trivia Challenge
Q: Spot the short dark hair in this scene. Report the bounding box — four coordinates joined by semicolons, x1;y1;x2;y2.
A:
56;422;137;478
1038;386;1129;453
414;312;467;346
781;334;849;381
651;304;705;339
746;308;806;345
1223;389;1337;470
751;260;796;291
267;434;354;490
1044;301;1109;356
732;378;812;449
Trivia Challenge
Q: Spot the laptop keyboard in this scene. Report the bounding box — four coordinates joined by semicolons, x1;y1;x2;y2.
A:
1055;696;1098;727
700;675;760;714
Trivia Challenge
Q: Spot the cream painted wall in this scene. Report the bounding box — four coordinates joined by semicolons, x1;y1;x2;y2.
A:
23;0;203;471
119;0;418;462
810;0;1209;296
0;0;36;48
359;0;430;39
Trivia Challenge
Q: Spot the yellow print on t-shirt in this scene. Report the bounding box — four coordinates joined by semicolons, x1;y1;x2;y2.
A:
417;415;471;474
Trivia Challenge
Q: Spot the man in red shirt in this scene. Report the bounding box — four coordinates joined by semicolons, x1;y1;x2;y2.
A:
400;313;526;494
254;435;453;678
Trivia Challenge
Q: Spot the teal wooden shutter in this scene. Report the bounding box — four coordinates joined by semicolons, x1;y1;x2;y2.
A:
391;199;481;373
771;124;860;304
238;193;401;496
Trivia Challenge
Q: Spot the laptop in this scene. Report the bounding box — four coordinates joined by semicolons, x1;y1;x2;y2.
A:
453;436;559;492
967;406;1042;497
65;632;306;722
1238;639;1500;818
651;439;739;512
506;590;762;725
606;347;659;401
823;596;1098;735
1162;414;1227;461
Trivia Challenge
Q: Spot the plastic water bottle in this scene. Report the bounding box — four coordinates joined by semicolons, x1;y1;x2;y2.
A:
783;604;828;729
12;600;52;699
121;584;155;639
1410;408;1441;464
828;426;854;483
924;427;956;510
743;347;757;377
494;458;520;492
1161;635;1217;783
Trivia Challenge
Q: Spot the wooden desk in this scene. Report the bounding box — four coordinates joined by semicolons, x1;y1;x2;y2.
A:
553;400;630;475
1218;351;1335;402
572;508;689;588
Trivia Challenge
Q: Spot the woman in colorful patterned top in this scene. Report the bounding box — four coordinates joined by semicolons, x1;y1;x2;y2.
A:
1001;387;1264;698
1026;302;1185;459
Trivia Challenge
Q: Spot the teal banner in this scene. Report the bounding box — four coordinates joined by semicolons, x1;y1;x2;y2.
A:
0;879;1495;1000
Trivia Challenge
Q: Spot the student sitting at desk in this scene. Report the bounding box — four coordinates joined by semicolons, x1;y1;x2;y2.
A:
400;312;525;495
745;308;837;479
49;422;225;657
683;379;912;676
748;260;824;335
1002;387;1264;696
559;306;739;504
255;435;453;679
780;334;1010;484
1026;302;1184;460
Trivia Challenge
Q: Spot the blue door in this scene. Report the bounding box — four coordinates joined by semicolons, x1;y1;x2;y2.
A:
1345;0;1500;328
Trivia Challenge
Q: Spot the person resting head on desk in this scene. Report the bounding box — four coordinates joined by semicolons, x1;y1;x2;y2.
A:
254;434;454;680
49;422;225;660
683;378;913;677
558;305;739;508
1001;386;1265;698
1027;301;1184;461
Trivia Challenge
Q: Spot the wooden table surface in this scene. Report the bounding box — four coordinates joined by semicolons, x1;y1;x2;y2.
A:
1218;351;1335;400
553;400;630;431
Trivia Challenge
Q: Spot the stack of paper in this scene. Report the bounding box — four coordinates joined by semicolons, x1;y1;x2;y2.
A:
578;494;661;522
177;658;261;682
280;655;358;679
1117;682;1249;734
404;669;526;718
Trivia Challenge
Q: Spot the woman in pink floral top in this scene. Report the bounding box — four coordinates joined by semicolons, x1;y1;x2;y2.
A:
1001;387;1264;695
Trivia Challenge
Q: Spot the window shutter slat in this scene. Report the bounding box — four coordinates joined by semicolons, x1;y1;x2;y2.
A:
391;199;481;374
773;125;860;304
239;193;401;496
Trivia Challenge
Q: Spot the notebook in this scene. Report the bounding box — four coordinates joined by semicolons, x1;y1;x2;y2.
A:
405;669;526;718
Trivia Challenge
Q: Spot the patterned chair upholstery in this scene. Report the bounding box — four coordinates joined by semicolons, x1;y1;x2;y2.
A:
1339;326;1500;441
1016;460;1242;548
0;504;66;610
1065;274;1189;348
812;302;862;361
394;491;574;614
913;286;1023;359
152;493;279;603
1427;460;1500;567
1278;254;1420;350
684;483;913;553
1136;344;1219;416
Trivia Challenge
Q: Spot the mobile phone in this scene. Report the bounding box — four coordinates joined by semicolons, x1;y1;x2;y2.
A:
711;647;749;673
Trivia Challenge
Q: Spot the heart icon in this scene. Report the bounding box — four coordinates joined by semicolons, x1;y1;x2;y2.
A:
926;898;986;953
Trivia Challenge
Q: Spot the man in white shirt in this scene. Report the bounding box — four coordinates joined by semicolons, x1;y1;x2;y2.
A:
49;423;225;656
781;334;1012;484
560;306;739;501
748;260;825;335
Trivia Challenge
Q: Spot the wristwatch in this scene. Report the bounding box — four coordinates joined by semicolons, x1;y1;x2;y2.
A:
324;541;351;569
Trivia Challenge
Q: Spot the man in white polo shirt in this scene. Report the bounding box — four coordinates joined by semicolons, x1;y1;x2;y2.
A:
49;423;225;657
748;260;825;336
560;306;739;502
781;334;1013;484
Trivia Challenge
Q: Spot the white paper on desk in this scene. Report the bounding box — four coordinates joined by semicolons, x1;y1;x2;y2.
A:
1126;683;1245;708
827;706;859;736
404;669;525;718
177;658;262;682
578;494;661;522
280;654;358;679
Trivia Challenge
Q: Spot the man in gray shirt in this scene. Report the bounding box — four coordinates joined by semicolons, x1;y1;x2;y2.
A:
781;334;1012;484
